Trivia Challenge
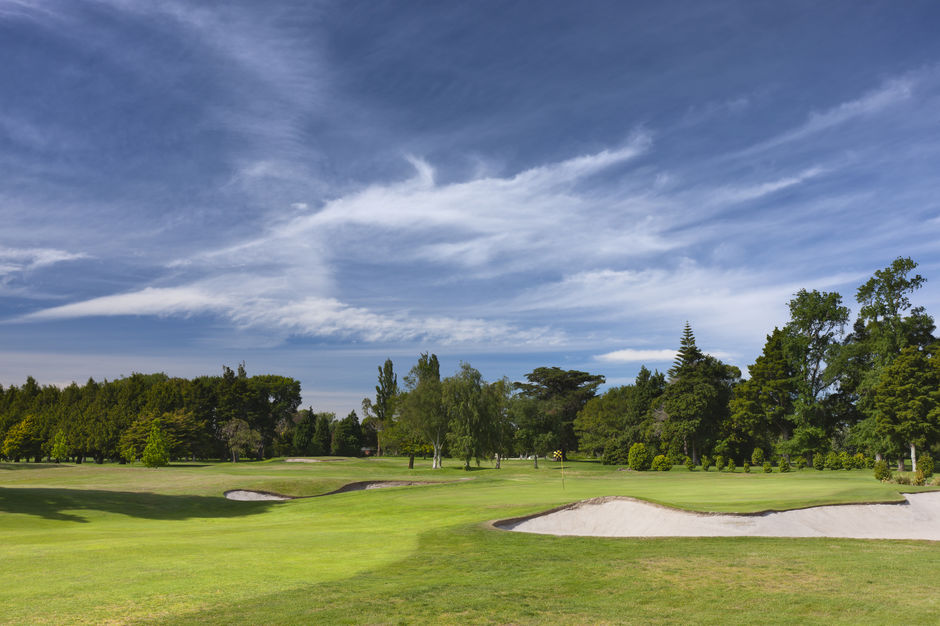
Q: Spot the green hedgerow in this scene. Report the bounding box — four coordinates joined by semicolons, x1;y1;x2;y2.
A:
762;461;772;473
852;452;866;469
813;452;825;470
751;448;764;466
873;459;892;482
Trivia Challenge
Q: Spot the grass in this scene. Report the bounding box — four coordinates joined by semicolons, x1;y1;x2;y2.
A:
1;458;938;624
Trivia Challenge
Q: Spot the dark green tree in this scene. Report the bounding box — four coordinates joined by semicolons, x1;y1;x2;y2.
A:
361;359;398;457
331;411;363;456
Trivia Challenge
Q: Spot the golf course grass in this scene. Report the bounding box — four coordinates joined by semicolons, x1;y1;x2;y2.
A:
2;458;938;624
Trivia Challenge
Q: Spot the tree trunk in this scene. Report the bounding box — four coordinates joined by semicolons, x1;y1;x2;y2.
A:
910;442;917;473
897;458;904;472
691;441;699;466
432;443;442;469
875;452;882;462
533;454;538;469
408;454;414;469
495;453;501;469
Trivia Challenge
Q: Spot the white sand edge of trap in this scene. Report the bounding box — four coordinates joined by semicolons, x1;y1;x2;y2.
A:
224;490;292;501
498;491;940;541
224;481;442;501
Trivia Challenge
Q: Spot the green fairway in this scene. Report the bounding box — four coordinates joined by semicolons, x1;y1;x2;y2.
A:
2;459;938;624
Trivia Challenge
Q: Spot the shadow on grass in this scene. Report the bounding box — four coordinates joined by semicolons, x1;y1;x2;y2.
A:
0;463;67;471
0;487;280;523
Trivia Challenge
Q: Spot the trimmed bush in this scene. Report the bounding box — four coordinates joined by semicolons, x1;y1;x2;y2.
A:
762;461;772;473
778;458;791;473
825;451;841;470
795;456;806;470
628;443;652;471
684;456;694;471
852;452;866;469
812;452;825;470
725;459;735;472
913;469;926;486
838;451;851;470
743;461;750;473
715;455;725;472
918;453;934;479
751;448;764;466
651;454;671;471
701;455;711;472
873;459;892;482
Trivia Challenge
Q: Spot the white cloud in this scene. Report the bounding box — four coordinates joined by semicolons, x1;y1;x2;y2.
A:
0;246;87;280
595;348;677;363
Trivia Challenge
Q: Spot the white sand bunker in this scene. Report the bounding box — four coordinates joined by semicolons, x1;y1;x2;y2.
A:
284;458;344;463
501;492;940;541
224;490;292;501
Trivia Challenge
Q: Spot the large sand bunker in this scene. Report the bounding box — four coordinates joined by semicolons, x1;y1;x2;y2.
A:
499;492;940;541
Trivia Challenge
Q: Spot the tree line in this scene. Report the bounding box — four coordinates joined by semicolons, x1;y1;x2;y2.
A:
363;257;939;471
2;257;937;471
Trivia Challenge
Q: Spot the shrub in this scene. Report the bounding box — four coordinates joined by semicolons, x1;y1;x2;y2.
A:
918;453;934;479
912;469;926;486
601;437;630;466
795;456;807;470
838;451;851;470
665;451;682;467
762;461;772;473
628;443;652;471
725;458;736;472
684;456;694;471
701;455;711;472
895;474;911;485
866;455;876;469
743;461;750;473
651;454;671;471
715;455;725;472
852;452;866;469
812;452;825;470
751;448;764;466
825;451;841;470
142;421;170;468
873;460;892;482
778;458;791;473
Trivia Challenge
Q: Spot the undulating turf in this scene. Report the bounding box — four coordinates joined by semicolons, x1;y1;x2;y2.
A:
1;458;937;624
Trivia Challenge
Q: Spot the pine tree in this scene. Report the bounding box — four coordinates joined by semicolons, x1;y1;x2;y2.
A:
142;420;170;468
669;322;704;379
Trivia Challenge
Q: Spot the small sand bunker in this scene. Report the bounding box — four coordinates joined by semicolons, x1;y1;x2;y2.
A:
224;490;292;501
499;492;940;541
284;458;344;463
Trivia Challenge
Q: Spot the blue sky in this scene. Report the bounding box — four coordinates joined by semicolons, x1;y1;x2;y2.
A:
2;0;940;416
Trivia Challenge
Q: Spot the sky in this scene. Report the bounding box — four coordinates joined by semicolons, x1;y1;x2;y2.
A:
1;0;940;416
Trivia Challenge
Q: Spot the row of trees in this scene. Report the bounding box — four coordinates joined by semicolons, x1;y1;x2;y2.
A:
357;257;939;471
0;364;302;463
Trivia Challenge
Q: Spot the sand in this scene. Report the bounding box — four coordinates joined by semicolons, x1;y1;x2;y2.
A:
500;492;940;541
224;481;440;501
224;490;292;501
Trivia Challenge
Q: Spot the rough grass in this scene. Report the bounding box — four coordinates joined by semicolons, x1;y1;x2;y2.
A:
1;458;938;624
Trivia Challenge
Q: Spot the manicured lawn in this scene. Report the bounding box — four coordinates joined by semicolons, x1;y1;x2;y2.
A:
1;459;938;623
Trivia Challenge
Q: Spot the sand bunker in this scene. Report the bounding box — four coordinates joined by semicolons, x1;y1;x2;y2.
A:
499;492;940;541
284;458;345;463
224;490;292;501
224;481;440;501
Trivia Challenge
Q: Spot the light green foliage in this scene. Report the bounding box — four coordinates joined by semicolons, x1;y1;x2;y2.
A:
913;469;926;486
50;429;68;462
141;420;170;468
825;451;841;470
398;353;447;468
221;418;261;462
795;456;807;470
714;455;725;472
651;454;671;471
743;461;750;473
873;459;892;481
701;454;711;472
778;458;791;473
443;363;496;470
838;451;851;470
627;442;652;471
684;456;694;471
751;448;765;465
813;452;825;470
762;461;772;473
725;458;735;472
2;416;42;460
918;453;934;478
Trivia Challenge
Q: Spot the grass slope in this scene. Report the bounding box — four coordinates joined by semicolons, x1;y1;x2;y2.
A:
1;458;938;624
